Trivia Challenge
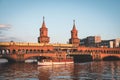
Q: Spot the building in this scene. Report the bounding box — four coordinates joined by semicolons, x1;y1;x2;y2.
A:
69;20;80;46
113;38;120;48
100;40;114;48
80;36;101;47
100;38;120;48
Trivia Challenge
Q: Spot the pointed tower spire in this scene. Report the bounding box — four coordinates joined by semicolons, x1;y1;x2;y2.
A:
72;20;77;31
42;16;46;28
43;16;45;22
73;20;75;26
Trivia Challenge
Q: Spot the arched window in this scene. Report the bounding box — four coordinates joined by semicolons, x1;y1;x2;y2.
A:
37;50;40;53
47;49;50;53
26;49;28;53
41;50;43;53
33;49;36;53
30;49;32;53
12;49;16;54
22;49;25;53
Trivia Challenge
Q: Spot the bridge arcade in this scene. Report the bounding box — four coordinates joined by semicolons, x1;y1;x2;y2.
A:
0;42;120;62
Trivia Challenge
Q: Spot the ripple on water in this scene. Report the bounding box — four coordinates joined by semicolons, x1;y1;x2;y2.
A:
49;76;93;80
15;78;39;80
0;61;120;80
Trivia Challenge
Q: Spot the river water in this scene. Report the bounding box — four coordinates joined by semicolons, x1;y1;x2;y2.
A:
0;60;120;80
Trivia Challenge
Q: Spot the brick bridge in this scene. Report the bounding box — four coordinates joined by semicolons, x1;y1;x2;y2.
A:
0;42;120;62
69;47;120;62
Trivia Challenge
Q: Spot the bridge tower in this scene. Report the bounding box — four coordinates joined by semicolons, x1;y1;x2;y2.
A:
38;16;50;43
69;20;80;46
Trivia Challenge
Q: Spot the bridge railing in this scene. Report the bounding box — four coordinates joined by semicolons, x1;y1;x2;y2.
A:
67;51;92;55
0;49;57;54
0;48;120;56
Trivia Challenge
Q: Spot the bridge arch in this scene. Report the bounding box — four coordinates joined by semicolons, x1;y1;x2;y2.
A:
103;56;120;61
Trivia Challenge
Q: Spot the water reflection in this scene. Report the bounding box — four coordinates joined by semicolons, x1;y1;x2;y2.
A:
72;61;120;80
38;64;74;80
0;59;8;63
0;63;39;80
0;61;120;80
37;61;120;80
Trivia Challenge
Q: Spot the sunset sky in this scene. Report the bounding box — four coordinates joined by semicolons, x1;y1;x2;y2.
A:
0;0;120;43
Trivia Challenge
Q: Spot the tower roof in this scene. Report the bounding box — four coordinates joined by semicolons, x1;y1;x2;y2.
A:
72;20;77;31
41;16;46;28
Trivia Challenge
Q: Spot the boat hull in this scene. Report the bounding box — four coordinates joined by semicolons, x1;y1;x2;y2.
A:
38;61;73;66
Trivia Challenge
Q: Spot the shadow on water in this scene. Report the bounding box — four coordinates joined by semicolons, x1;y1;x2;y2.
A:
103;56;120;61
73;55;93;63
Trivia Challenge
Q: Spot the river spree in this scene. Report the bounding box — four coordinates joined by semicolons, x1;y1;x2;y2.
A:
0;61;120;80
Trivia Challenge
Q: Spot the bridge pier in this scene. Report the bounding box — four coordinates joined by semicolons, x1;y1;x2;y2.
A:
15;54;25;62
92;52;102;61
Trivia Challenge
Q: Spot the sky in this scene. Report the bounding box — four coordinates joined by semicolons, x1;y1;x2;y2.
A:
0;0;120;43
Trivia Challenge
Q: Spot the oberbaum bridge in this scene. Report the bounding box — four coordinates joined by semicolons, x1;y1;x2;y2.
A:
0;17;120;63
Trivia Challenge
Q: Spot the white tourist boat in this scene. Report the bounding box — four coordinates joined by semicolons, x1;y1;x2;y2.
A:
38;59;73;66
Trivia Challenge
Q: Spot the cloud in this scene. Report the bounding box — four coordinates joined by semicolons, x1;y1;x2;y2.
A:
0;24;22;42
0;24;12;30
0;36;9;42
0;24;13;42
0;24;12;37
